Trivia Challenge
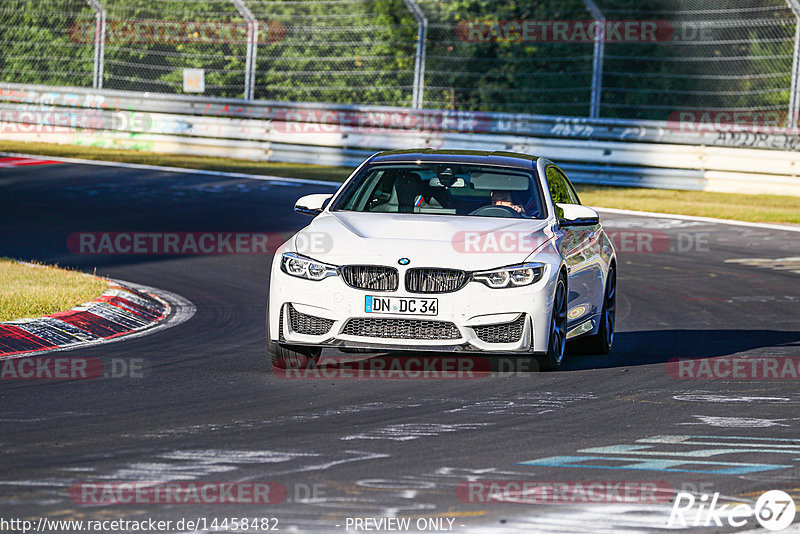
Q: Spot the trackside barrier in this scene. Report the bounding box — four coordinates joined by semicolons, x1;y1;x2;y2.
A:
1;83;799;196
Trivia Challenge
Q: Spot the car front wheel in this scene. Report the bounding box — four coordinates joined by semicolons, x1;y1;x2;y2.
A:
580;264;616;355
536;272;568;371
266;304;321;369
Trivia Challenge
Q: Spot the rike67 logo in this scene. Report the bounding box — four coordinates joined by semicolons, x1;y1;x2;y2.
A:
668;490;795;530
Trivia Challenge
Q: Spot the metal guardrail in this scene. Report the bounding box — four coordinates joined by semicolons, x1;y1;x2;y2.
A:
1;83;799;196
5;82;800;150
7;82;800;148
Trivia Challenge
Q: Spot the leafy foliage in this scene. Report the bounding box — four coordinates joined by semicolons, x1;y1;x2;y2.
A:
0;0;795;119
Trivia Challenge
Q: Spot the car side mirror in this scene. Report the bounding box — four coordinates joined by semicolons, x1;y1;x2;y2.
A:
556;203;600;227
294;194;332;216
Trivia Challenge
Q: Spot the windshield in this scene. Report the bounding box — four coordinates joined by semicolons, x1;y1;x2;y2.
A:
332;163;546;219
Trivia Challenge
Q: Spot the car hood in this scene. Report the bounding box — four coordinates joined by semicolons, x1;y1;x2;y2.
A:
292;211;553;270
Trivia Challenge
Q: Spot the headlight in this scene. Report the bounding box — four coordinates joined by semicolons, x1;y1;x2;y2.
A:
472;263;545;288
281;252;338;281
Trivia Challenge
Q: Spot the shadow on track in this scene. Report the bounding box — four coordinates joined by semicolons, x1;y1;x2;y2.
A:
264;330;800;375
564;329;800;370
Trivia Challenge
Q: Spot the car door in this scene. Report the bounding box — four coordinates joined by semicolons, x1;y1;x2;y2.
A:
545;165;604;330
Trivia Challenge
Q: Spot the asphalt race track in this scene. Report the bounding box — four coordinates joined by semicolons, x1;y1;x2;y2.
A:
1;159;800;533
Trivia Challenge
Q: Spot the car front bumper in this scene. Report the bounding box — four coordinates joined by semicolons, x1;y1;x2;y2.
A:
268;261;559;354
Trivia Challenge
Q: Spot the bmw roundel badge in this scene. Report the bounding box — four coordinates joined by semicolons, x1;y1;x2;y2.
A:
398;258;410;266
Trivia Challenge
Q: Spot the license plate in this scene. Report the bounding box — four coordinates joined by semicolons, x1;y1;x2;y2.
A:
365;296;438;316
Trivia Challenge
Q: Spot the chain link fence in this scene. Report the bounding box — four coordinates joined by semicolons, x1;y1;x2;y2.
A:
420;0;596;115
248;0;417;104
600;0;798;120
0;0;97;88
100;0;249;97
1;0;798;123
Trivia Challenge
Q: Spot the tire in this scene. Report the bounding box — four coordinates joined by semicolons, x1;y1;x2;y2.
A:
536;272;568;371
580;264;616;355
266;304;321;369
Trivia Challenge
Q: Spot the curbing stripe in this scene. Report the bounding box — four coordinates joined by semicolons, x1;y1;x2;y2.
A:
14;321;90;347
37;317;99;342
0;282;195;360
50;310;132;338
106;287;165;311
96;295;163;321
0;277;175;358
87;302;153;329
0;325;56;353
0;156;60;167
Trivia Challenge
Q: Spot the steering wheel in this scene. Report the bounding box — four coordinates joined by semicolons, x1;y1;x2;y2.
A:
468;205;524;218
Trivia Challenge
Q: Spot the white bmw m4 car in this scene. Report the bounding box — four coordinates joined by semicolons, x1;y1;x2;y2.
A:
268;150;616;371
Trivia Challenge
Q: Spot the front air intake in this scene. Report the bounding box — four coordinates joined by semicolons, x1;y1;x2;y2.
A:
473;315;526;343
341;265;399;292
405;268;467;293
287;304;335;336
341;318;461;340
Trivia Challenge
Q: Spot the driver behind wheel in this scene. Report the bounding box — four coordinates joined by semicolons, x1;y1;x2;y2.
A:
490;190;525;215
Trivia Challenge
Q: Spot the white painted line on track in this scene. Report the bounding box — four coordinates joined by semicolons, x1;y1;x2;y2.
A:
4;150;798;233
595;207;800;233
0;151;342;188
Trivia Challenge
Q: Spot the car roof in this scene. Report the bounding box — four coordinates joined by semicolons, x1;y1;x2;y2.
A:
369;149;540;170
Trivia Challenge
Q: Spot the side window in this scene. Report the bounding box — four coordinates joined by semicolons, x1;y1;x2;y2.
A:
545;165;580;205
562;170;581;205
